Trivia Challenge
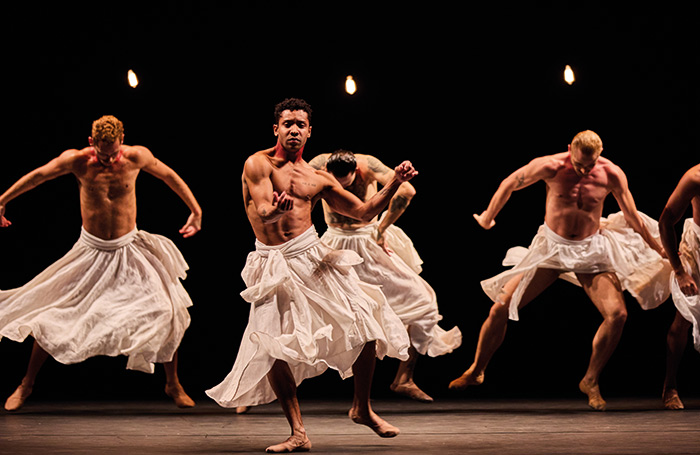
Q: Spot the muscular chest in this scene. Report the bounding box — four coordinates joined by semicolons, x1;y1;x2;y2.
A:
551;169;609;210
272;164;321;202
81;164;138;200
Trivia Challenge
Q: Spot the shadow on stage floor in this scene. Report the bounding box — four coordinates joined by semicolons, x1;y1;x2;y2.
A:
1;396;699;454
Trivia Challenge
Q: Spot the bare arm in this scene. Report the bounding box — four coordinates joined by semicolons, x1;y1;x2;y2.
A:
323;161;417;222
0;150;78;227
307;153;329;171
369;155;416;243
242;153;293;224
658;167;700;295
138;146;203;238
610;166;664;256
475;156;557;229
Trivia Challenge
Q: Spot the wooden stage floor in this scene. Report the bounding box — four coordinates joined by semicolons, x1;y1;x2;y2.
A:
1;397;698;454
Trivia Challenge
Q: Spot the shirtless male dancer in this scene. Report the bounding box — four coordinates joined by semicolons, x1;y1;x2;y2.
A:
449;130;669;411
0;115;201;410
658;163;700;410
206;98;417;452
309;150;461;403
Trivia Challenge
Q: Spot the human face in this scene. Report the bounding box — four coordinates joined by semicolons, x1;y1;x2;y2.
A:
273;110;311;153
570;146;599;177
333;171;356;188
92;138;123;166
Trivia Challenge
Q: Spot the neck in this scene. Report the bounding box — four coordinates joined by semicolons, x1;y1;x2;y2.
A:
275;140;304;162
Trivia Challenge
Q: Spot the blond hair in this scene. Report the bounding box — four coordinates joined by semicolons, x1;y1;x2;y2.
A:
91;115;124;143
571;130;603;156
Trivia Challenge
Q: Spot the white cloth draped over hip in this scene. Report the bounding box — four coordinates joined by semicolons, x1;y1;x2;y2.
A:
206;226;410;409
671;219;700;352
321;223;461;357
481;212;672;321
0;227;192;373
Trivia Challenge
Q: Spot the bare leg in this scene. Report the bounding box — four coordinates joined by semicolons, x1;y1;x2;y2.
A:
163;351;195;408
450;269;559;390
663;310;690;410
349;341;400;438
5;340;50;411
577;272;627;411
390;345;433;402
265;360;311;453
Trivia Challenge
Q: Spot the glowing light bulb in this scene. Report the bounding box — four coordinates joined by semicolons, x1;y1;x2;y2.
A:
127;69;139;88
345;75;357;95
564;65;575;85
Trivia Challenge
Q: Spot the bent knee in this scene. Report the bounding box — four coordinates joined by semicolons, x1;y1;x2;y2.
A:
606;308;627;326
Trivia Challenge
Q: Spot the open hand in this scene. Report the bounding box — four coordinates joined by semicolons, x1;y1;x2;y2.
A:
0;205;11;228
676;270;699;296
179;213;202;238
273;191;294;213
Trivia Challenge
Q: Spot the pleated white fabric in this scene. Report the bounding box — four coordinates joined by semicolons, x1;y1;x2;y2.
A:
0;227;192;373
481;212;672;321
322;223;461;357
206;226;410;408
671;219;700;352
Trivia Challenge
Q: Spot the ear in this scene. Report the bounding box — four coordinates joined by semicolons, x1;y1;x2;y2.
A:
308;125;312;138
272;124;279;137
88;136;94;146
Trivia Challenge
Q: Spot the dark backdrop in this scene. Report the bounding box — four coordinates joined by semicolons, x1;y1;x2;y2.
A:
1;2;698;404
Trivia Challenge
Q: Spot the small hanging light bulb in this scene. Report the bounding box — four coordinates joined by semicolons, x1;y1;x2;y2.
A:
345;75;357;95
564;65;575;85
127;69;139;88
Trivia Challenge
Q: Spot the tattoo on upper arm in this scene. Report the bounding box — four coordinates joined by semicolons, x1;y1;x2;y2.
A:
367;156;391;175
389;195;409;212
515;174;526;188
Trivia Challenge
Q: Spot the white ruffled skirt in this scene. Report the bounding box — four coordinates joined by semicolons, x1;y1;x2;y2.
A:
481;212;672;321
322;223;461;357
671;219;700;351
0;227;192;373
206;226;410;408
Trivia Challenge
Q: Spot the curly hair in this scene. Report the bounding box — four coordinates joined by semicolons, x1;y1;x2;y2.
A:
326;149;357;177
91;115;124;144
273;98;312;124
571;130;603;156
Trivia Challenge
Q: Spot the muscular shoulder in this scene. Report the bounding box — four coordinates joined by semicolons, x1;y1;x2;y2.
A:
243;149;275;178
308;153;330;170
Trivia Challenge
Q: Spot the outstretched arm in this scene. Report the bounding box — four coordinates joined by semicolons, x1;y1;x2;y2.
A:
138;147;203;238
610;166;665;256
323;160;418;223
0;150;77;227
659;167;700;295
475;156;556;230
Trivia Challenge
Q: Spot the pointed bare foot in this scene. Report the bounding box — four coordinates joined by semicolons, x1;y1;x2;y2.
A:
235;406;251;414
349;408;400;438
165;383;195;408
4;383;33;411
390;381;433;402
448;367;484;391
265;434;312;453
579;380;606;411
662;388;684;410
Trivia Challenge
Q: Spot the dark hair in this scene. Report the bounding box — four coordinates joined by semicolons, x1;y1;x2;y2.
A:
273;98;313;124
326;149;357;177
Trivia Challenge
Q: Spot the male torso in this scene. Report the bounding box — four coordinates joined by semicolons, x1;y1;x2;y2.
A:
243;148;330;245
72;146;141;240
542;152;617;240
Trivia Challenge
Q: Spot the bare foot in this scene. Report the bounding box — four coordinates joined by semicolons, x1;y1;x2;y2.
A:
265;434;311;453
390;381;433;402
4;383;33;411
662;388;685;410
349;408;400;438
579;379;606;411
448;367;484;391
235;406;251;414
165;383;195;408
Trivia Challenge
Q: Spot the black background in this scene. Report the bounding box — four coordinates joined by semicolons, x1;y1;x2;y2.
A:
1;2;698;405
